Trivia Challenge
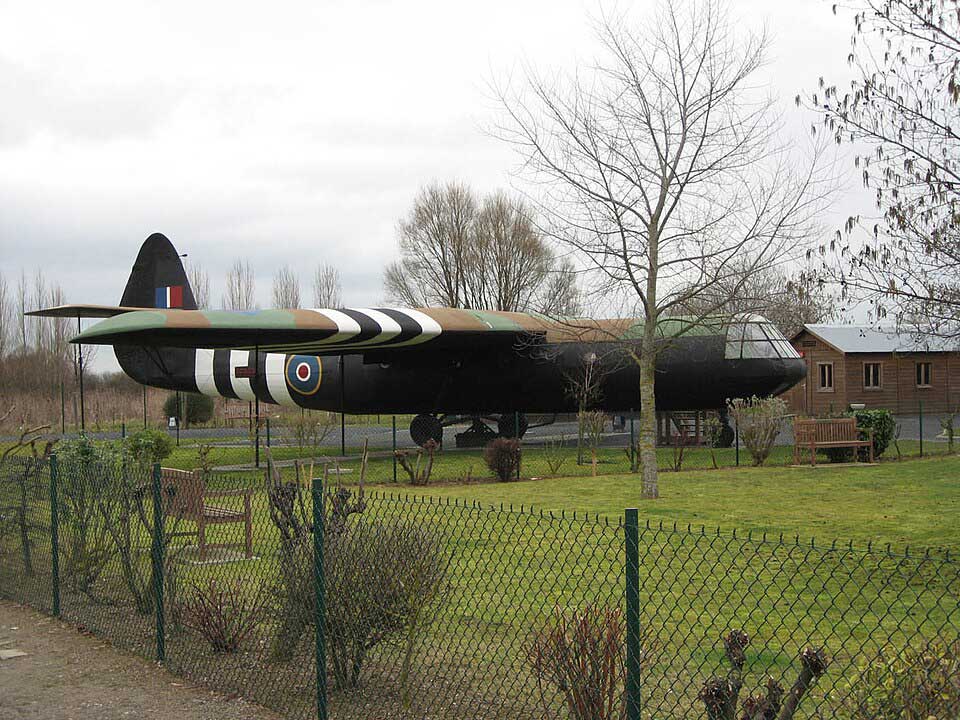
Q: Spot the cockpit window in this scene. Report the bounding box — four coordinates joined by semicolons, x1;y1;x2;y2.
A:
724;319;800;360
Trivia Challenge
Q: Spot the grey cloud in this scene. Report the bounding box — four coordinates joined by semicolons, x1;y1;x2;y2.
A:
0;55;188;146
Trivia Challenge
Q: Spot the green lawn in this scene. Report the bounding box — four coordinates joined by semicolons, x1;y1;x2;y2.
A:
3;448;958;718
403;454;960;550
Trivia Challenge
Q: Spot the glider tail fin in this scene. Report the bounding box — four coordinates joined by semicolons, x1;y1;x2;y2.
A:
120;232;198;310
115;233;200;392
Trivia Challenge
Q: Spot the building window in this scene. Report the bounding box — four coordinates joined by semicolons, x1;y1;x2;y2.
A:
817;362;834;392
916;361;933;388
863;362;882;389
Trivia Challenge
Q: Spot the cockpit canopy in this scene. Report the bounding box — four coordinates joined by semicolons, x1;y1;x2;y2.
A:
724;315;800;360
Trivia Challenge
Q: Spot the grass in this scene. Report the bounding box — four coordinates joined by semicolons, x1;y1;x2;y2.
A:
2;448;959;718
406;453;960;550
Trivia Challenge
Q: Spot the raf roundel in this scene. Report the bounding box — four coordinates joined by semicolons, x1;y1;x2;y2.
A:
285;355;322;395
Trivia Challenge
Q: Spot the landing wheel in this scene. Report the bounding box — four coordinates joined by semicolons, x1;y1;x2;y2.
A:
410;413;443;447
497;413;529;439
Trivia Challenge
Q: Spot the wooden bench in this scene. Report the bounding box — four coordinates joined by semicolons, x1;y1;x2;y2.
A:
793;417;874;466
160;468;253;560
223;403;253;426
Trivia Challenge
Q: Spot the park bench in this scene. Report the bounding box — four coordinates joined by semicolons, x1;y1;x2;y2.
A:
160;468;253;560
793;417;874;466
223;403;253;426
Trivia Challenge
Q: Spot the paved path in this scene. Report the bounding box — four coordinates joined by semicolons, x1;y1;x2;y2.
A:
0;601;279;720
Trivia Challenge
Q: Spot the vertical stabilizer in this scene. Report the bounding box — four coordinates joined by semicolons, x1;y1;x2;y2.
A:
115;233;199;392
120;233;198;310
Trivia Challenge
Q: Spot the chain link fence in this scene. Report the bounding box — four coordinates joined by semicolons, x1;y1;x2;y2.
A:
9;408;953;487
1;452;958;718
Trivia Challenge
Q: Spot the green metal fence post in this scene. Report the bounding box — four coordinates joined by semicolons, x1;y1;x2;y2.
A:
515;411;521;480
919;399;924;457
392;416;398;484
49;454;61;618
151;463;166;663
266;417;271;448
624;507;641;720
312;472;327;720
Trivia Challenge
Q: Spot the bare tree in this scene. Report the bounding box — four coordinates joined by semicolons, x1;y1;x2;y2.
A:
31;270;48;354
802;1;960;337
676;261;836;338
385;181;477;307
0;271;10;360
384;183;579;312
187;265;211;308
46;284;72;380
465;192;553;311
495;1;831;498
272;265;301;309
222;259;257;311
16;270;28;351
312;263;342;308
538;259;582;317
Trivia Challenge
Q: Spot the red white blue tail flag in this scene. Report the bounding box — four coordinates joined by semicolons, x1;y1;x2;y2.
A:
155;286;184;308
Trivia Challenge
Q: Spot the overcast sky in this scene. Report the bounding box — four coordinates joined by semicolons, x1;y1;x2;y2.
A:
0;0;866;372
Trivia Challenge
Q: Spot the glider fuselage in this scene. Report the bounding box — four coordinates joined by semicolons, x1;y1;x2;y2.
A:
116;335;804;415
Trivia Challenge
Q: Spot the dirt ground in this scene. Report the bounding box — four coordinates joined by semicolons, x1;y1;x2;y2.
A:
0;601;281;720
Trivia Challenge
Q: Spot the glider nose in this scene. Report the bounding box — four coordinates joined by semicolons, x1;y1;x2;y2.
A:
770;357;806;397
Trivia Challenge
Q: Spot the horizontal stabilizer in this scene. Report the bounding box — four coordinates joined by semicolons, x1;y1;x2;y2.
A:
26;304;148;319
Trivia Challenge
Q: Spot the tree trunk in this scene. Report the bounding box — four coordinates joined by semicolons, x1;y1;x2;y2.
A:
638;345;659;499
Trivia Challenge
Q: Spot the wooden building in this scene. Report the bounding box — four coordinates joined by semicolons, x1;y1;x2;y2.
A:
784;325;960;416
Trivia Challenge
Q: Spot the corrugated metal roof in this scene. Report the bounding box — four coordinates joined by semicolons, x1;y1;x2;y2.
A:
800;324;960;353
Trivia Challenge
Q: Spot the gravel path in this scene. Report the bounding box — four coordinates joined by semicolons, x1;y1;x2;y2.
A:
0;601;280;720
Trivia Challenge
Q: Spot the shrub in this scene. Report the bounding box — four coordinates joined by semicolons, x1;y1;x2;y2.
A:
122;429;173;471
581;411;607;454
269;518;447;689
728;396;787;466
525;605;644;720
699;630;828;720
56;435;118;595
824;409;895;463
941;412;958;453
542;436;568;476
836;639;960;719
485;438;521;481
162;392;214;427
395;439;438;485
179;579;267;653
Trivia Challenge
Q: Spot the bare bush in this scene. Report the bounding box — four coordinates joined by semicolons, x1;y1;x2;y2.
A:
395;439;439;485
699;630;827;720
324;521;447;692
526;605;648;720
837;638;960;720
729;396;788;466
580;411;607;461
179;578;268;653
484;438;521;482
542;436;568;476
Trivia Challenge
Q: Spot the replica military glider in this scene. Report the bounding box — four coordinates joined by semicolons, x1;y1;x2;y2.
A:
30;233;805;446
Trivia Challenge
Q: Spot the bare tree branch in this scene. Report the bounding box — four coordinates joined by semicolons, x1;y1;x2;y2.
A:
494;0;833;499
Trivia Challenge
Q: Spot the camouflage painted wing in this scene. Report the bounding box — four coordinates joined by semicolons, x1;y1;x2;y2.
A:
70;307;626;355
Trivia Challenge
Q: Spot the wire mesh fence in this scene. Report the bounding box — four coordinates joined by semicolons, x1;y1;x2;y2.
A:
8;407;956;488
1;451;958;719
